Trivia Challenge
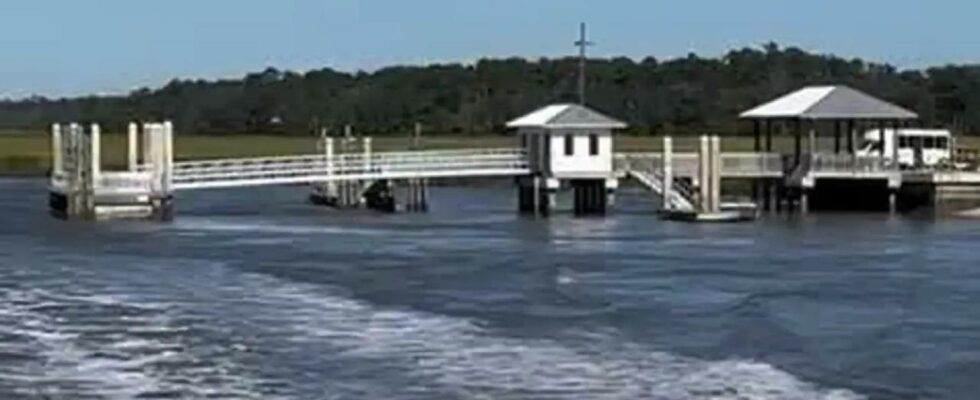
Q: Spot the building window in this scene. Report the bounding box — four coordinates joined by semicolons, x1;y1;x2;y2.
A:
564;134;574;156
589;134;599;156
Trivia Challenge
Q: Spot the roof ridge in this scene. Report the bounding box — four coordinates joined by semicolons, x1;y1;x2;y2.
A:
547;104;579;124
801;86;841;115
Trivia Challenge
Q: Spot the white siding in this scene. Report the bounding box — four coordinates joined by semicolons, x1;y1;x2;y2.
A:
547;129;613;179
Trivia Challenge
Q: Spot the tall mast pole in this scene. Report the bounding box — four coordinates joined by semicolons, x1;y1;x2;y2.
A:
574;22;594;106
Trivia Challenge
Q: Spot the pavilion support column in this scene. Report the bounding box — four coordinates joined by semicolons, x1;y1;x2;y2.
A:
808;122;816;155
834;121;841;154
891;120;901;169
847;120;856;155
878;120;887;160
794;119;802;167
765;120;773;153
764;120;774;212
753;121;761;205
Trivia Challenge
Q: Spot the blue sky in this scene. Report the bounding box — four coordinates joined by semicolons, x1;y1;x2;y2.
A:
0;0;975;98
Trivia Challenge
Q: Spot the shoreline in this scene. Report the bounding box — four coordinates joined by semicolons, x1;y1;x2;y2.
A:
0;170;47;178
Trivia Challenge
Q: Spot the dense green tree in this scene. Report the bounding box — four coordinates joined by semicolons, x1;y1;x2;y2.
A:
1;44;978;135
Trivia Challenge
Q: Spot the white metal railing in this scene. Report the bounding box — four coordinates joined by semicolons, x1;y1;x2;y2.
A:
96;172;154;194
720;153;785;177
805;153;894;174
170;148;530;190
614;152;784;178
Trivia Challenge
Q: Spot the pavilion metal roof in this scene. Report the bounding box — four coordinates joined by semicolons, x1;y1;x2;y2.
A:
507;104;627;130
740;85;918;120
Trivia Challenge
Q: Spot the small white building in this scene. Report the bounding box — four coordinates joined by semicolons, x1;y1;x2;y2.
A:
507;104;626;179
507;104;627;215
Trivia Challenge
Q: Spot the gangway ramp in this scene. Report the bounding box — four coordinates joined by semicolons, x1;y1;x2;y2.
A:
168;148;531;191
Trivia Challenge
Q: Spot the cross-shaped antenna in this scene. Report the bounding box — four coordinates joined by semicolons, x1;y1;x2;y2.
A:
574;22;594;106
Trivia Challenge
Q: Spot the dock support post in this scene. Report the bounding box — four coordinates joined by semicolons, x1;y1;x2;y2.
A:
768;181;778;214
128;122;139;171
66;123;84;217
163;122;174;195
889;190;898;215
325;136;338;199
710;135;722;213
800;189;810;215
90;123;101;190
533;176;542;217
699;135;710;213
662;136;673;210
51;124;63;178
157;122;175;220
142;122;152;169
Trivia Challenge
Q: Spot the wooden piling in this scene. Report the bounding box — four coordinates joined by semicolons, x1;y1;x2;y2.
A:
662;136;673;210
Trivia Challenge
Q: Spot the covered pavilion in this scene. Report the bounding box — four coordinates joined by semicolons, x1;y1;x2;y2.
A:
739;85;919;212
740;85;919;166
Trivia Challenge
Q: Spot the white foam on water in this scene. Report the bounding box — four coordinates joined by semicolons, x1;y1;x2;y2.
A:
233;272;866;400
173;218;400;238
0;287;270;400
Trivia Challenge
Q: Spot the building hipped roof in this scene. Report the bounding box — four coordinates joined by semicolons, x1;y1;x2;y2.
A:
506;104;627;130
740;85;918;120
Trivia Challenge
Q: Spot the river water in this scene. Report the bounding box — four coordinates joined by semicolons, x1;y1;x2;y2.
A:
1;178;979;399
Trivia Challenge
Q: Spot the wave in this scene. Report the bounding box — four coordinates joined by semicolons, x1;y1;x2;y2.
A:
173;218;395;237
227;272;866;400
0;263;867;399
0;287;272;400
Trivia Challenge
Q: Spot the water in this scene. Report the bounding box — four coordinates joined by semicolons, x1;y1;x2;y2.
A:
2;178;979;400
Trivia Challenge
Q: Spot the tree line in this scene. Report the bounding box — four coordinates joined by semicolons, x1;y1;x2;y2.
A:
1;44;978;136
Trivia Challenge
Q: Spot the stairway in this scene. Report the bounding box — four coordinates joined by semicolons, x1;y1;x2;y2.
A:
619;156;696;211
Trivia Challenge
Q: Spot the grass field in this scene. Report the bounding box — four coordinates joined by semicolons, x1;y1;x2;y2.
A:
2;130;978;174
